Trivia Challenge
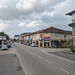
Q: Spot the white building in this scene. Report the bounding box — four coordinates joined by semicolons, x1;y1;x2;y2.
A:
0;36;7;45
66;10;75;46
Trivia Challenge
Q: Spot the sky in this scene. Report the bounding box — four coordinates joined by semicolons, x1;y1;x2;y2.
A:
0;0;75;38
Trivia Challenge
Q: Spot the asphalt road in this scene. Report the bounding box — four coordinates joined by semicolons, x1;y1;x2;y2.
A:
0;54;25;75
12;43;75;75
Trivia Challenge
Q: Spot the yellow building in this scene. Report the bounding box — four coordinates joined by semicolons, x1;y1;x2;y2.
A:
31;26;72;48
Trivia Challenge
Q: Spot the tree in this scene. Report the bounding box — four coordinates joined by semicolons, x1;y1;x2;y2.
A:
66;39;72;46
0;32;10;40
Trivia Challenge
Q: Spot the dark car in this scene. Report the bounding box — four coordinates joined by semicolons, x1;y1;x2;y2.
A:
7;44;11;48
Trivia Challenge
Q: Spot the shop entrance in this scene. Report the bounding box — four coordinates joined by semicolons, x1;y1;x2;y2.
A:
44;42;50;47
51;40;59;48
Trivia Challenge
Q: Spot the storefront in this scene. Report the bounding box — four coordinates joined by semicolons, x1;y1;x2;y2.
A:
43;37;51;48
0;36;7;45
39;38;43;47
28;38;32;43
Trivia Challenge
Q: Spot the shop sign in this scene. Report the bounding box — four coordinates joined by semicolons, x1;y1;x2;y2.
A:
39;38;42;41
43;38;50;41
40;34;42;38
72;35;75;38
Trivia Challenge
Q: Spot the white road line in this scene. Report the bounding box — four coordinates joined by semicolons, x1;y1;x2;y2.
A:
60;68;69;74
38;56;42;58
46;61;52;64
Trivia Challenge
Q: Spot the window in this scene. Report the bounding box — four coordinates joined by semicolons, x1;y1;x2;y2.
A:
52;33;54;39
56;34;58;39
62;34;63;39
64;34;66;39
45;33;48;36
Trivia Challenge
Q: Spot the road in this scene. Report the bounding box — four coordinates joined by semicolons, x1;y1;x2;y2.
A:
12;43;75;75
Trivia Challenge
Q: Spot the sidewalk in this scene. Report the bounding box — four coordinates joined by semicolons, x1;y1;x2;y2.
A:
0;46;16;55
0;45;25;75
39;47;71;53
38;47;75;61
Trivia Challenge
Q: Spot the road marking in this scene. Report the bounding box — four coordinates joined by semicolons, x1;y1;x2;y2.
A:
60;68;69;74
38;56;42;58
46;61;52;64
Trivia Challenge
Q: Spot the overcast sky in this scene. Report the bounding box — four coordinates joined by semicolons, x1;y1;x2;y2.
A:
0;0;75;38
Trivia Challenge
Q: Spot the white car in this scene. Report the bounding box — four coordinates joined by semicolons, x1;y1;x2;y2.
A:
31;44;38;47
1;45;8;50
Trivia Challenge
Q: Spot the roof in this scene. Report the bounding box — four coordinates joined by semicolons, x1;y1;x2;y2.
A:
31;26;72;34
66;10;75;16
21;32;31;35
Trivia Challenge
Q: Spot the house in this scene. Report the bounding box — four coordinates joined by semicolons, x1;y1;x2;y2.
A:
19;32;31;43
66;10;75;46
31;26;72;48
14;35;19;40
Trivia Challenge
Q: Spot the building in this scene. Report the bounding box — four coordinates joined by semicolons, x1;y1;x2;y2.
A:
19;32;31;43
66;10;75;46
31;26;72;48
0;36;7;45
14;35;19;40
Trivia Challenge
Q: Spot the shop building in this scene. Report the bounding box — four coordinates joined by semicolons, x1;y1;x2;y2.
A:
31;26;72;48
0;36;7;45
14;35;19;40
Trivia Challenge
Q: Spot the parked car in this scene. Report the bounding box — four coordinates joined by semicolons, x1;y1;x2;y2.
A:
1;45;8;50
23;42;28;45
7;43;11;48
27;43;31;46
31;44;38;47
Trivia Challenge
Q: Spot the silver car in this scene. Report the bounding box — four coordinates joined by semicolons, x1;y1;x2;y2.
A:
31;44;38;47
1;45;8;50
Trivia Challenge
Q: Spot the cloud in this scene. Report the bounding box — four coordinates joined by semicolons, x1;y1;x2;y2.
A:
0;0;74;38
16;0;32;11
26;20;43;27
0;23;8;31
18;22;26;27
0;4;8;8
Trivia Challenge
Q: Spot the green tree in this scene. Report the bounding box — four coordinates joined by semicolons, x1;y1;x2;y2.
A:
0;32;10;40
66;39;72;46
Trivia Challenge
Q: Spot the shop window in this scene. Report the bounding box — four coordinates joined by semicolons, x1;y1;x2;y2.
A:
45;33;48;36
56;34;58;39
62;34;63;39
52;33;54;39
64;34;66;39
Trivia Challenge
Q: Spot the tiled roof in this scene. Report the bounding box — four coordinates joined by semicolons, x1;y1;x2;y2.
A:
31;26;72;34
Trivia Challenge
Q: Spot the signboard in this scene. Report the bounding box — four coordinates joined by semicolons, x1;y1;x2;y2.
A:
43;38;50;41
0;36;6;40
72;35;75;38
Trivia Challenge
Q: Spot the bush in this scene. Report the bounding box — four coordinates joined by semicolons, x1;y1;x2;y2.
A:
70;44;75;53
